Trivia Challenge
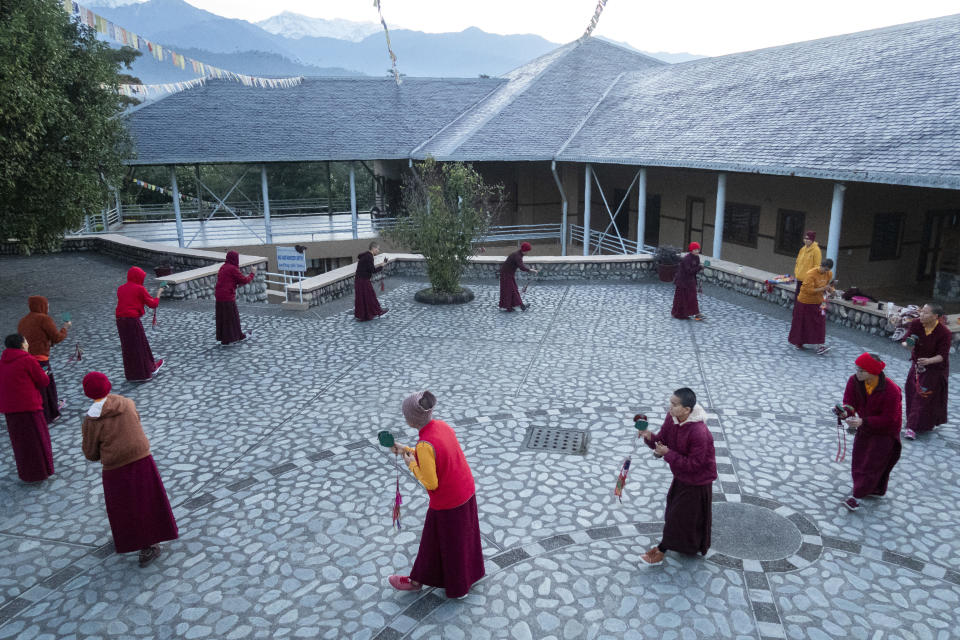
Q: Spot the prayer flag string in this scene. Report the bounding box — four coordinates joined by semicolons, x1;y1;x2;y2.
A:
67;2;303;98
373;0;402;86
581;0;609;41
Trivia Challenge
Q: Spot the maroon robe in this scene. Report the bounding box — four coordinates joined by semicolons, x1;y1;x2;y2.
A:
38;361;61;424
102;455;179;553
644;407;717;554
843;374;902;499
671;253;702;319
4;411;55;482
788;300;826;346
902;320;951;433
215;251;255;344
354;251;385;321
499;250;529;310
116;318;157;381
410;494;485;598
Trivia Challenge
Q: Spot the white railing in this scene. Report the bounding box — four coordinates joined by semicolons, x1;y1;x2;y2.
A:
263;271;307;304
569;224;656;255
478;223;562;243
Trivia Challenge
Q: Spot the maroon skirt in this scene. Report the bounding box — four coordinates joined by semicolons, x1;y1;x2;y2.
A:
905;364;948;433
38;361;61;424
215;300;246;344
788;300;826;346
410;494;485;598
116;317;157;381
354;277;384;321
4;411;55;482
102;455;179;553
671;282;700;319
499;272;523;310
851;433;901;499
660;479;712;555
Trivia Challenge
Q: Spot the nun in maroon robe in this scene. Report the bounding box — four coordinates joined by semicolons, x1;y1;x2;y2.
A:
0;334;54;482
116;267;164;381
81;372;178;567
671;242;704;320
901;304;951;438
499;242;537;311
355;242;388;321
640;388;716;565
215;251;256;345
841;353;902;511
17;296;70;424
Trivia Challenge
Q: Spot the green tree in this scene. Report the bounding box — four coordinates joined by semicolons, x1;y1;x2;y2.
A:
387;158;503;294
0;0;135;252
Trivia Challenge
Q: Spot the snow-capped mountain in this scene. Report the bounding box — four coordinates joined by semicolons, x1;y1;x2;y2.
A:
256;12;382;42
85;0;145;7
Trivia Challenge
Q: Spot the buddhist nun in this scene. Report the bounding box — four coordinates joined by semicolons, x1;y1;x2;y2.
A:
900;303;950;439
499;242;538;312
0;334;54;482
215;250;256;345
671;242;705;320
788;258;834;355
116;267;164;381
793;231;821;299
355;241;388;321
17;296;71;423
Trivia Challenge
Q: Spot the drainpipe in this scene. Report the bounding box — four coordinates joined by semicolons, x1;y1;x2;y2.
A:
550;161;568;256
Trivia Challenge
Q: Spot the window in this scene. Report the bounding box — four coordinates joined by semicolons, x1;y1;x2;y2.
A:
870;212;905;261
723;202;761;248
775;209;806;255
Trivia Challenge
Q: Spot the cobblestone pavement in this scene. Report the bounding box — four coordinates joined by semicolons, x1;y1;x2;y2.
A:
0;252;958;639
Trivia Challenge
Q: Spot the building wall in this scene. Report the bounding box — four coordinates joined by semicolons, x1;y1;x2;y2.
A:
502;161;960;292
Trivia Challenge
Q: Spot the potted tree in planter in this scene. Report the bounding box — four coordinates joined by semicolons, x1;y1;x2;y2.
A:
386;158;503;304
654;245;682;282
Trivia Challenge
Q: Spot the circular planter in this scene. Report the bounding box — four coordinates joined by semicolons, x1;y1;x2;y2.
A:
657;263;678;282
414;287;475;305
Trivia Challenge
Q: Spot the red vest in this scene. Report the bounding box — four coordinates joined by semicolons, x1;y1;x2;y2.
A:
416;419;475;510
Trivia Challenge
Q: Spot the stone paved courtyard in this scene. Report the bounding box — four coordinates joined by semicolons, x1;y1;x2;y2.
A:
1;252;959;640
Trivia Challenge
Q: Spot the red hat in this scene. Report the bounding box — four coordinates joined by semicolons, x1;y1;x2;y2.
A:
804;230;816;241
854;353;885;376
520;242;532;252
82;371;112;399
688;242;701;252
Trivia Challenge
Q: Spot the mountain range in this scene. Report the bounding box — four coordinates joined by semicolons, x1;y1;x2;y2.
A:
89;0;703;84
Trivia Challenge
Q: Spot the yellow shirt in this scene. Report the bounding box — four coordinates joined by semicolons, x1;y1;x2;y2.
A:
794;242;822;280
797;268;832;305
403;443;438;491
864;379;877;395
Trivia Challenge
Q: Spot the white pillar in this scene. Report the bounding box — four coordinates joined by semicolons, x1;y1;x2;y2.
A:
826;182;846;272
712;173;726;259
349;164;358;239
261;165;273;244
636;167;647;253
550;161;568;256
170;165;184;247
583;163;592;256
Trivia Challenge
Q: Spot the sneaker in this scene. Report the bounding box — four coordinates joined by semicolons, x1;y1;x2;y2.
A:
138;544;162;567
152;359;164;375
843;496;860;511
904;429;916;440
388;575;422;592
520;303;529;312
816;346;831;356
379;308;389;315
57;400;67;411
640;547;665;565
867;492;884;499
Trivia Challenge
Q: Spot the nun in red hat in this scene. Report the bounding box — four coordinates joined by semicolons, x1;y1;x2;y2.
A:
215;251;257;344
840;353;902;512
115;267;165;381
0;333;54;482
671;242;705;320
81;371;179;566
499;242;539;312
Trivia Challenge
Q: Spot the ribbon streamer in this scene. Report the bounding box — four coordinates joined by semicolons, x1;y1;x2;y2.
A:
581;0;609;40
373;0;402;86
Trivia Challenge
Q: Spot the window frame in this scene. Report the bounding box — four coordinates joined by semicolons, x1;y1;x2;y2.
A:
869;212;905;261
774;209;806;256
722;201;761;248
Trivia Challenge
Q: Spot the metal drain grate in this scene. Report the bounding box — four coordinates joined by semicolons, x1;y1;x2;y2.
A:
522;426;589;455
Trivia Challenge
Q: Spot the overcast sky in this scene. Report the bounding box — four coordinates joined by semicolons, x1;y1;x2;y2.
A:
184;0;959;56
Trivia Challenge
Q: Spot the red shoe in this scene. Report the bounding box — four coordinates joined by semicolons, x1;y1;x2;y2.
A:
388;575;422;591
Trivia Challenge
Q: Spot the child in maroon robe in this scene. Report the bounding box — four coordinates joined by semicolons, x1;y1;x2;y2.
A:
499;242;538;311
900;303;951;439
81;372;179;567
841;353;902;511
387;391;485;598
355;242;388;321
17;296;71;424
671;242;704;320
215;250;256;345
116;267;165;381
0;334;54;482
640;387;717;565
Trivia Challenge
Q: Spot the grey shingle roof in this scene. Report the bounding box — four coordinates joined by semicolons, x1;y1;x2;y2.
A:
557;14;960;189
413;38;665;161
126;77;504;165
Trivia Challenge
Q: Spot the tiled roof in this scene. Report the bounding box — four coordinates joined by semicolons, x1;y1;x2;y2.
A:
126;77;504;165
557;14;960;189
